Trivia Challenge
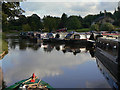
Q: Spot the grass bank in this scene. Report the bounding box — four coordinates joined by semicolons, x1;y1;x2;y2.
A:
0;32;8;56
3;30;22;34
67;28;90;32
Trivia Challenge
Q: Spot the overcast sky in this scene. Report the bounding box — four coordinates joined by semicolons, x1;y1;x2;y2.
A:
20;1;119;18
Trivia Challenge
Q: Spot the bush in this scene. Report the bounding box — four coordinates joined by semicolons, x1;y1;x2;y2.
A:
90;24;99;31
8;26;22;31
100;23;115;31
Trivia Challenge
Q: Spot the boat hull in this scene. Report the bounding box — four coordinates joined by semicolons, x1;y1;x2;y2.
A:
5;77;54;90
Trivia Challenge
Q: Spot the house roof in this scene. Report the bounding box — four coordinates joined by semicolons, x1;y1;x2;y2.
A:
93;16;114;24
94;16;105;22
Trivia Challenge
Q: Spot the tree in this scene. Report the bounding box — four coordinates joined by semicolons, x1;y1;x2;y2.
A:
100;23;115;31
66;16;82;30
27;14;43;31
113;7;120;26
78;15;83;23
0;2;2;30
83;15;95;28
2;13;8;31
2;1;24;31
90;24;99;31
43;16;60;32
17;15;27;25
2;2;24;20
22;24;31;31
59;13;67;28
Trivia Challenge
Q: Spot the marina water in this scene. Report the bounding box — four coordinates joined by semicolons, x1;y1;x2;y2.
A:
0;35;112;88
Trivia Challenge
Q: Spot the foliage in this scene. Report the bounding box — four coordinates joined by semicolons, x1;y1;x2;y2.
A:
90;24;99;31
2;13;8;32
2;2;24;32
43;16;60;32
66;16;82;30
22;24;31;31
2;2;24;19
100;23;115;31
27;14;43;31
113;7;120;26
59;13;67;28
68;28;89;32
17;15;27;25
83;15;95;28
0;2;2;29
0;32;8;54
2;1;120;32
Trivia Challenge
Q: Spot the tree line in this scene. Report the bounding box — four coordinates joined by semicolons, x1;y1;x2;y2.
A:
2;1;120;32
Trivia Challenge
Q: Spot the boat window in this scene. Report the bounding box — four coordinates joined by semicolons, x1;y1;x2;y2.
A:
74;35;80;39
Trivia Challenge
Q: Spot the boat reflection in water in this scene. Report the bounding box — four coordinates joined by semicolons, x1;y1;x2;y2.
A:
95;37;120;90
42;42;95;57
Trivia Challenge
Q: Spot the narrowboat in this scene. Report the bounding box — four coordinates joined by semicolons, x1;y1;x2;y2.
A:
95;36;120;89
64;33;87;44
43;33;54;43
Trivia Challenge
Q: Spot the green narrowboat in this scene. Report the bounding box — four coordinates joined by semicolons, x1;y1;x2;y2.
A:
5;73;54;90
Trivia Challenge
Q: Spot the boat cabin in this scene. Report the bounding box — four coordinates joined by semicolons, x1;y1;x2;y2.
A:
64;33;73;39
46;33;54;38
71;34;80;40
70;34;87;40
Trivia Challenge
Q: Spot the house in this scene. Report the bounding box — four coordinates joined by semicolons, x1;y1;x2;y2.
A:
92;10;115;25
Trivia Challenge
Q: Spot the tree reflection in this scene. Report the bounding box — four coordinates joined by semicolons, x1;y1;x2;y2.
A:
8;37;41;51
19;39;27;50
55;46;60;51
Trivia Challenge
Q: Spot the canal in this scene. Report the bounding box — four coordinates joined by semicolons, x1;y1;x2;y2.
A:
0;35;111;88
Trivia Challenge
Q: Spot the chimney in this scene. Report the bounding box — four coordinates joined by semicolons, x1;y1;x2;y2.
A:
104;10;106;17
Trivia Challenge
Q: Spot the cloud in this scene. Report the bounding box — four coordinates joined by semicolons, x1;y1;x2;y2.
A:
24;0;120;2
96;2;118;12
86;80;111;88
20;2;118;18
2;45;91;86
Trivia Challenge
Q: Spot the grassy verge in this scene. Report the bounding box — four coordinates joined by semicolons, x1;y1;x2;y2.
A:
0;32;8;55
3;30;22;34
67;28;90;32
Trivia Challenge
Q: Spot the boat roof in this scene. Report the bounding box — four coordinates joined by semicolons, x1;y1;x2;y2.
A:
99;36;120;42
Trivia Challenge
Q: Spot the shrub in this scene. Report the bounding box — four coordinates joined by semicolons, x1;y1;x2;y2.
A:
90;24;99;31
100;23;115;31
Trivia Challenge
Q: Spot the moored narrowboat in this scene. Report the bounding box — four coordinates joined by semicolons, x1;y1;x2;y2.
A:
64;33;87;44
